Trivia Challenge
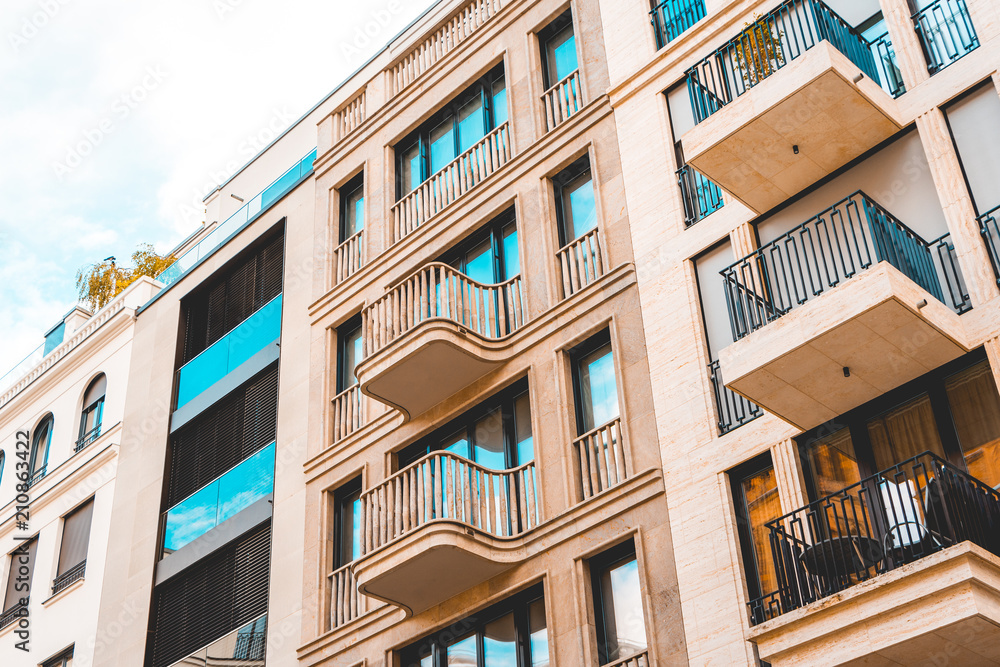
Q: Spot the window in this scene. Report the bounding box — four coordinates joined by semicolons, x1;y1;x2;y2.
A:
554;157;598;245
591;541;647;665
56;499;94;581
337;316;363;393
439;209;520;284
29;414;53;483
339;172;365;243
333;478;362;568
730;454;783;624
398;380;533;471
43;647;73;667
399;585;547;667
571;332;619;434
397;65;507;197
540;13;578;88
78;374;106;450
2;538;37;615
0;451;5;489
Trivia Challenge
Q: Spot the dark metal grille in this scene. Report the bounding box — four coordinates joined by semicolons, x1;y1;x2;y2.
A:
26;466;46;489
183;233;284;364
650;0;706;49
51;560;86;595
148;521;271;667
708;360;762;435
0;601;26;630
677;164;724;227
978;203;1000;287
749;452;1000;624
75;426;101;452
165;364;278;508
913;0;978;75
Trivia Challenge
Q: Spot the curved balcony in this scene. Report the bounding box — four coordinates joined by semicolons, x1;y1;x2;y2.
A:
352;451;539;614
357;263;526;419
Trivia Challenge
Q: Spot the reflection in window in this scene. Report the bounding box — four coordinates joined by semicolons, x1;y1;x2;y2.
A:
400;587;546;667
78;374;106;449
572;333;620;434
946;360;1000;488
541;13;578;87
338;316;364;393
29;415;53;481
592;542;647;665
801;426;860;499
730;454;782;617
557;165;598;244
439;211;519;285
334;478;362;567
340;173;365;242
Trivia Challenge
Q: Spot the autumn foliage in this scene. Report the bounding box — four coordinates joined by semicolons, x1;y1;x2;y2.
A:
76;244;176;310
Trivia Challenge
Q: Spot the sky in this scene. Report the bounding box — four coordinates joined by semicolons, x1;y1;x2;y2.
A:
0;0;436;374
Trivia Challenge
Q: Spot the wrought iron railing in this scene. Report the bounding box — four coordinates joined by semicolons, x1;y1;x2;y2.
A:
708;360;762;434
931;233;971;314
677;164;724;227
650;0;706;49
26;466;46;489
233;631;266;660
686;0;880;123
749;451;1000;624
0;601;27;630
51;560;86;595
721;191;967;341
978;204;1000;287
359;452;539;555
867;31;905;98
75;425;102;452
913;0;978;75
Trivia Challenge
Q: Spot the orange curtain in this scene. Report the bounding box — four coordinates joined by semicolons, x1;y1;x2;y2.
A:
867;393;944;471
946;361;1000;489
743;467;781;596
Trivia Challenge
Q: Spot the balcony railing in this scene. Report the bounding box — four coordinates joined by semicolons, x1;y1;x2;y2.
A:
392;123;512;243
0;601;26;630
867;31;905;98
677;164;724;227
51;560;86;595
175;294;282;409
26;466;46;489
329;563;368;629
557;227;607;298
160;442;275;556
913;0;978;75
333;229;365;284
651;0;706;49
158;149;316;287
978;203;1000;287
574;417;629;501
722;191;967;341
606;652;650;667
0;344;43;393
686;0;880;124
749;451;1000;624
362;263;525;358
331;384;374;444
359;452;539;555
708;360;762;435
332;88;366;145
541;69;583;132
75;425;101;452
931;233;971;314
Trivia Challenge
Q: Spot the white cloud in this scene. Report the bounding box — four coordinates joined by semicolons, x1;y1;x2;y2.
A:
0;0;436;373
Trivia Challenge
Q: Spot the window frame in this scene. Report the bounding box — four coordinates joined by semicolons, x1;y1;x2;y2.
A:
42;647;74;667
78;374;106;448
437;208;519;284
56;497;95;577
589;539;647;666
569;329;618;436
539;11;578;89
729;453;780;610
398;583;545;667
338;172;365;244
332;477;363;569
397;378;531;471
3;536;38;613
395;64;507;199
336;314;364;394
29;414;54;480
553;156;597;247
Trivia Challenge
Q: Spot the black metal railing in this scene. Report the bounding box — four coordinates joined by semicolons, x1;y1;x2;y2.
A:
0;601;27;630
51;560;86;595
913;0;978;75
677;164;724;227
868;31;905;98
708;360;762;434
749;451;1000;624
686;0;880;123
75;425;101;453
978;204;1000;287
931;233;972;314
233;631;267;660
650;0;707;49
721;191;969;341
26;466;47;489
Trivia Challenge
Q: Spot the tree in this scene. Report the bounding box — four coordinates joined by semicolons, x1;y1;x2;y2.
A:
76;243;177;310
734;14;785;86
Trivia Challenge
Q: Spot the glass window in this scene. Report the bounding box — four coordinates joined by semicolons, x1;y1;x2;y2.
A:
544;22;578;87
338;317;363;393
30;415;53;480
401;587;546;667
501;222;519;280
42;648;74;667
396;65;506;198
801;426;861;499
866;394;946;472
592;543;647;665
334;478;362;567
78;374;106;449
555;159;599;245
573;336;619;434
340;174;365;241
398;382;532;470
946;360;1000;488
3;538;37;612
731;455;783;621
440;210;519;286
57;499;94;575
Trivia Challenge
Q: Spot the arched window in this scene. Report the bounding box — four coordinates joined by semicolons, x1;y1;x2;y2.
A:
0;451;5;489
78;374;106;451
29;414;53;484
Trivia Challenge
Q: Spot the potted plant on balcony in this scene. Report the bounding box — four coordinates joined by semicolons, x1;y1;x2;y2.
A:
734;14;785;86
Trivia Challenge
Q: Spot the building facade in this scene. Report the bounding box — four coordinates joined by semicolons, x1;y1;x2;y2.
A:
1;0;991;665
